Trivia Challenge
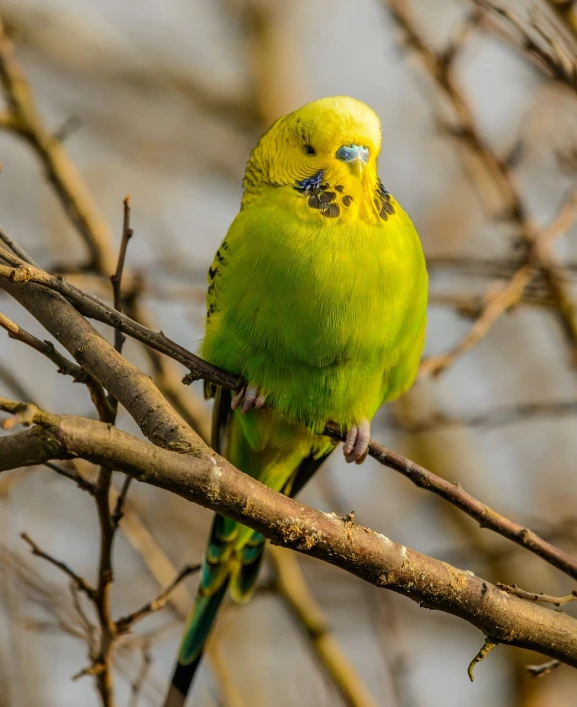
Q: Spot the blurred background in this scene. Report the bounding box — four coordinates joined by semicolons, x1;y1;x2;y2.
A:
1;0;577;705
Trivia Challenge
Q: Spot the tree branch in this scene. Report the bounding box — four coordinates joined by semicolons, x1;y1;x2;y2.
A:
20;531;97;601
115;564;200;634
1;408;577;669
0;310;93;384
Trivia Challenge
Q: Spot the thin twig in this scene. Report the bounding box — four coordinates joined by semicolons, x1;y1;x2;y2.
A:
0;311;92;383
390;398;577;432
116;564;200;634
497;583;577;607
70;582;98;657
0;13;117;273
128;641;152;707
93;462;117;705
468;637;498;681
474;0;577;90
0;227;38;266
20;532;96;600
44;461;96;495
420;170;577;380
107;197;135;521
526;659;562;678
420;264;533;377
110;196;133;356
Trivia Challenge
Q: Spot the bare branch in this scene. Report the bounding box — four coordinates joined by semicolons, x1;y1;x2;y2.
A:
384;0;577;372
324;422;577;581
128;642;152;707
474;0;577;90
0;311;92;383
0;12;118;273
20;532;96;601
116;564;200;634
44;461;96;495
420;263;533;378
389;398;577;432
1;410;577;669
110;196;133;356
468;638;498;682
0;227;38;266
526;659;562;678
497;583;577;607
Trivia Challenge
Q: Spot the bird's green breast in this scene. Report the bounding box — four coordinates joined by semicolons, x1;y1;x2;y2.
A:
203;187;427;432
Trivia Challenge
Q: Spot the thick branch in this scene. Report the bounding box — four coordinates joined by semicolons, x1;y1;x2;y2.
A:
1;411;577;669
0;272;202;450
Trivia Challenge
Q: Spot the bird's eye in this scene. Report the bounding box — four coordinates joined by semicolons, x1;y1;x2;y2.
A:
304;144;316;156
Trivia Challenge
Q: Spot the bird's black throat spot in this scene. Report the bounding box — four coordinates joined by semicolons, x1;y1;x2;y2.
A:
375;179;395;221
295;171;341;219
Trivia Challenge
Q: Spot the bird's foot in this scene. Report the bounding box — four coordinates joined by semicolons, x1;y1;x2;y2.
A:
343;419;370;464
231;385;266;414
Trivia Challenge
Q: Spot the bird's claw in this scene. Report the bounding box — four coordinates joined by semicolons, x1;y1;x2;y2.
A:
231;385;266;414
343;419;370;464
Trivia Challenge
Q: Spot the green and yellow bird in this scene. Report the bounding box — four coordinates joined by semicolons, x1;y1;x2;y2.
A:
163;96;427;706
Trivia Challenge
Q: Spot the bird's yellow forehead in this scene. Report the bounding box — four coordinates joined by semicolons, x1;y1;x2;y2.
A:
287;96;382;153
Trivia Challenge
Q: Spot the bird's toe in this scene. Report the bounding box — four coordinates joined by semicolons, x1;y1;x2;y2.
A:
343;419;370;463
231;385;265;414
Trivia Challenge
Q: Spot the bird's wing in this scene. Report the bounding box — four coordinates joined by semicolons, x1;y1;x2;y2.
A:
203;237;230;400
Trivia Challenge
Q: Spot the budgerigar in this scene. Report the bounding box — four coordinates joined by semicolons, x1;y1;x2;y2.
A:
163;95;428;706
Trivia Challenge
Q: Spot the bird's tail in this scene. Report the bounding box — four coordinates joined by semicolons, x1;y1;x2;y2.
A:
163;511;267;707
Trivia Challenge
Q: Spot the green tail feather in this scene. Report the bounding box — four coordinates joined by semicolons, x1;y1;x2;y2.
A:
178;573;229;665
177;514;266;665
230;532;266;602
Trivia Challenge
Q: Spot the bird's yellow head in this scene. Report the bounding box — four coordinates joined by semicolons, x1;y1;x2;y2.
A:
242;96;394;223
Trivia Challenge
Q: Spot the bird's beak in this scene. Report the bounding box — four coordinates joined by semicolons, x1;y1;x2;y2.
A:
336;144;369;177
